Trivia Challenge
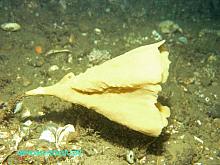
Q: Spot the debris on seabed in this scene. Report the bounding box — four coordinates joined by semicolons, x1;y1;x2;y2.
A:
194;136;204;144
0;126;26;163
139;156;147;164
178;36;188;44
39;127;56;143
126;150;135;164
158;20;183;34
193;163;203;165
1;22;21;32
13;101;23;114
94;28;102;35
48;65;59;72
151;30;162;41
45;49;72;56
23;120;32;127
39;124;76;149
87;48;111;65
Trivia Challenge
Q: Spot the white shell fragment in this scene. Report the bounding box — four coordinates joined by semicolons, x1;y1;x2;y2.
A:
39;124;75;148
23;120;32;127
14;101;23;113
48;65;59;72
39;129;56;143
94;28;101;35
21;109;31;118
56;124;75;148
1;22;21;32
194;136;204;144
126;150;135;164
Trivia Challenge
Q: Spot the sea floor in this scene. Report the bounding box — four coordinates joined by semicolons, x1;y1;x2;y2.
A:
0;0;219;164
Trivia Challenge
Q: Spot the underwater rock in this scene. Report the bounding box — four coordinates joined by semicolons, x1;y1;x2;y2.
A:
159;20;182;34
94;28;102;35
178;36;188;44
1;22;21;32
87;48;111;65
48;65;59;72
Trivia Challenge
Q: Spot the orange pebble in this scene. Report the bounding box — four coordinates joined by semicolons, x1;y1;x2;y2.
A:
35;46;43;55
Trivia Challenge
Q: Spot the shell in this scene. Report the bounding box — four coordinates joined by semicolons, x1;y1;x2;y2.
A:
39;124;75;148
1;23;21;32
39;127;56;143
56;124;75;148
126;150;135;164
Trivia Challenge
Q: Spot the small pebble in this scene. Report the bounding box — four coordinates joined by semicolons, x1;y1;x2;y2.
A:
21;110;31;118
151;30;162;41
1;22;21;32
94;28;101;35
23;120;32;127
178;36;188;44
49;65;59;72
194;136;203;144
14;101;23;113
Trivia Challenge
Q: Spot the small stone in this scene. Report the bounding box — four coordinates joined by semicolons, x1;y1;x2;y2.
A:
68;34;76;45
14;101;23;114
105;8;111;12
193;136;203;144
67;54;73;63
194;163;202;165
151;30;162;41
208;54;217;63
23;120;32;127
159;20;182;34
21;110;31;118
94;28;101;35
87;49;111;65
1;22;21;32
178;36;188;44
48;65;59;72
